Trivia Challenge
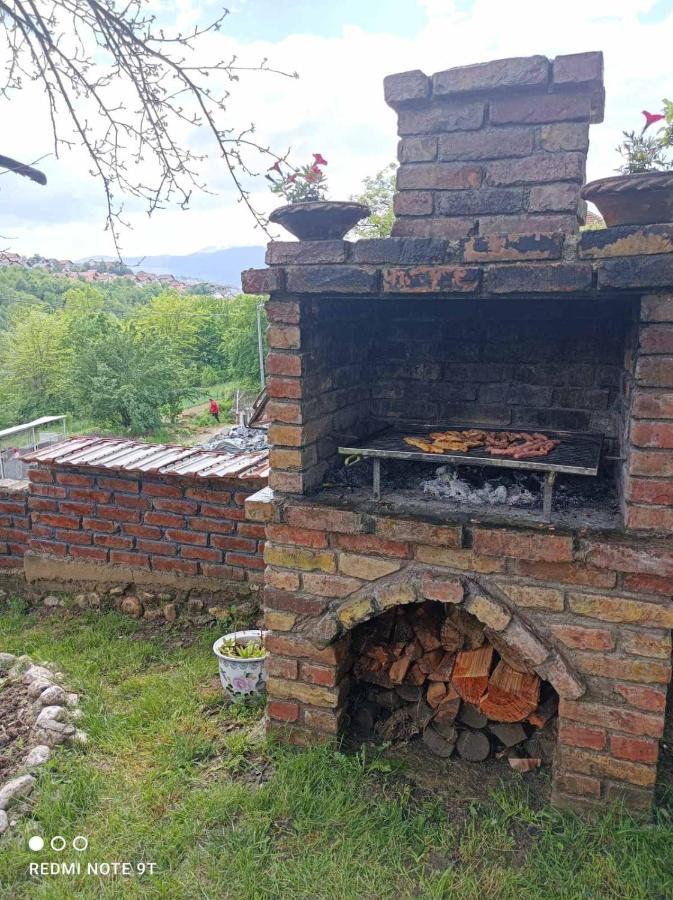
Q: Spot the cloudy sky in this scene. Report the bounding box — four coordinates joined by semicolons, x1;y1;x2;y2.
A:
1;0;672;260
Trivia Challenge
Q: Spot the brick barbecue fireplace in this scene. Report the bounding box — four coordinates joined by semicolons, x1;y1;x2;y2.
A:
243;52;673;816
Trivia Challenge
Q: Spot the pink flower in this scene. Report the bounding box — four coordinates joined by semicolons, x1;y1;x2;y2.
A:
313;153;328;166
642;110;666;131
287;173;297;183
268;160;282;173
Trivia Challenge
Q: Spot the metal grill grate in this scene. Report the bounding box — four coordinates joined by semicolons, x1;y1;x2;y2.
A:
339;423;603;477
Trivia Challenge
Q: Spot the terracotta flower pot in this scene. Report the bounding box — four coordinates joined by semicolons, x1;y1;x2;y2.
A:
581;171;673;227
269;201;370;241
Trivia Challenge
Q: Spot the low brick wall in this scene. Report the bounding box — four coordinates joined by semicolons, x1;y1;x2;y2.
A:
0;479;29;570
26;463;265;583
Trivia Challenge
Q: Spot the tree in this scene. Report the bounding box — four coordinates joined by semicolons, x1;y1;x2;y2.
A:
68;321;190;431
0;0;296;249
352;163;397;238
220;293;265;386
0;304;68;422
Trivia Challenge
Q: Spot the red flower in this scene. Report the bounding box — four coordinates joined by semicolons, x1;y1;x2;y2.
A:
313;153;328;166
310;165;322;174
642;110;666;131
268;160;282;173
287;173;297;183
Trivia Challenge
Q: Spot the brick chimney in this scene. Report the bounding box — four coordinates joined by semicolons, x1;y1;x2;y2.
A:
384;53;604;238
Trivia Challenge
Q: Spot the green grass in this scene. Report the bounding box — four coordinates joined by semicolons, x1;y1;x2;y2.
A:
0;606;672;899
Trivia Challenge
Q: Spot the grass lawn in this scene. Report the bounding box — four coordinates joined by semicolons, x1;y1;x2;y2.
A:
0;604;672;899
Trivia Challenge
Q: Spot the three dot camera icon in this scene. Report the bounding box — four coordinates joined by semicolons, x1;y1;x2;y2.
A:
29;835;88;852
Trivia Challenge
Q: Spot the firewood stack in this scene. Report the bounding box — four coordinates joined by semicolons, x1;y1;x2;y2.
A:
348;601;558;765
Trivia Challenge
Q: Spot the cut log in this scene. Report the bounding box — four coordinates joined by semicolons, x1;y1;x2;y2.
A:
422;725;455;758
375;689;404;710
451;645;494;705
440;619;463;652
458;703;488;730
396;684;423;702
427;651;455;683
508;757;541;773
415;624;442;653
446;607;485;649
388;654;413;685
435;685;461;722
426;681;447;709
354;658;393;688
488;722;527;748
393;612;415;644
527;695;559;729
431;718;457;743
418;649;445;675
415;699;435;731
407;663;427;686
456;729;491;762
479;661;540;723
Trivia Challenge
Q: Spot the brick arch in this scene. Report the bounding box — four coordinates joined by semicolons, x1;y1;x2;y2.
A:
322;566;585;701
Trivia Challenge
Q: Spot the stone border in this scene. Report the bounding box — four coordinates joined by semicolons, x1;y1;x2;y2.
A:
0;653;86;836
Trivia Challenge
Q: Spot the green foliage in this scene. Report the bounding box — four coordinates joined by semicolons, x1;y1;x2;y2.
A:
221;293;266;386
0;270;265;433
219;637;266;658
352;163;397;238
617;130;671;174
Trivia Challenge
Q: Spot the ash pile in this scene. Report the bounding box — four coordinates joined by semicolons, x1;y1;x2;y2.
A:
421;466;538;506
198;425;268;455
347;601;557;767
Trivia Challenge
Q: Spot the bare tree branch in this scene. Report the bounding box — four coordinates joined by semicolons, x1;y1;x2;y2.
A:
0;0;298;252
0;153;47;184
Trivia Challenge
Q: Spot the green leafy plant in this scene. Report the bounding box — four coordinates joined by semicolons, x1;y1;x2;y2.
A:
266;153;328;203
617;107;673;174
220;638;266;659
352;163;397;238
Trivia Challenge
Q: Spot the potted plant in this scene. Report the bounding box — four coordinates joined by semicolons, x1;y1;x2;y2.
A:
582;105;673;226
266;153;370;240
213;629;268;700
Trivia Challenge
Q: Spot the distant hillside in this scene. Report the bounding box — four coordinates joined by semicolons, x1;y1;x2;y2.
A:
115;246;266;287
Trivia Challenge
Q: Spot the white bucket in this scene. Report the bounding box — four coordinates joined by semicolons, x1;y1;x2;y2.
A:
213;629;268;700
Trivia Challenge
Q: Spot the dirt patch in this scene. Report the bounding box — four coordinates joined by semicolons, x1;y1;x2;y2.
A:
0;670;33;781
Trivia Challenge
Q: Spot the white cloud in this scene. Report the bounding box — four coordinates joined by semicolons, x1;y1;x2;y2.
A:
0;0;671;258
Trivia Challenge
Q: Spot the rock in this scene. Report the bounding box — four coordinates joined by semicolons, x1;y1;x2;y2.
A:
43;595;64;607
27;679;53;699
73;730;88;745
23;745;51;768
422;725;456;758
108;585;126;596
23;665;54;685
0;810;7;834
120;596;143;618
86;593;101;608
0;653;17;668
489;722;527;747
33;685;67;710
73;594;88;609
188;597;204;613
10;655;32;675
207;607;231;621
137;590;155;602
395;684;423;702
163;602;177;622
143;607;163;622
66;693;79;707
0;775;35;810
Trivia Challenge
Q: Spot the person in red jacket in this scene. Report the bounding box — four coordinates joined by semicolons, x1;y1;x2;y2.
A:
208;398;220;423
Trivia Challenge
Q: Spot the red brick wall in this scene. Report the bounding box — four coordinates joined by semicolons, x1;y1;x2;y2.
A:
261;498;673;815
0;480;29;570
26;464;265;583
